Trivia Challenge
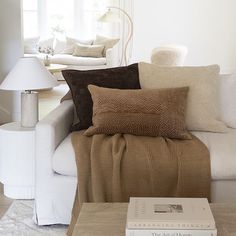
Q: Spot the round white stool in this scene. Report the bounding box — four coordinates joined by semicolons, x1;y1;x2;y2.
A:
151;45;188;66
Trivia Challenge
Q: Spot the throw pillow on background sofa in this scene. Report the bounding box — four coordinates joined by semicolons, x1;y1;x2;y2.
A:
139;62;228;133
93;35;120;56
54;37;94;55
85;85;191;139
73;43;105;58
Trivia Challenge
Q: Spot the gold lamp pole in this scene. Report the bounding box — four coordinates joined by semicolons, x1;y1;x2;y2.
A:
98;6;133;66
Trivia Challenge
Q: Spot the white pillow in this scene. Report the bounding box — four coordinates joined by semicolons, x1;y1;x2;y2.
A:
38;38;54;54
220;74;236;128
54;38;67;54
93;35;119;56
24;37;40;54
139;62;228;132
62;37;93;54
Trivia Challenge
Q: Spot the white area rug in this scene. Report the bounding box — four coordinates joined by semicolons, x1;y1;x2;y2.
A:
0;200;67;235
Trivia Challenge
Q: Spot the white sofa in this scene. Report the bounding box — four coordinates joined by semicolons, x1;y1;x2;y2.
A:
24;36;119;70
24;47;117;70
34;98;236;226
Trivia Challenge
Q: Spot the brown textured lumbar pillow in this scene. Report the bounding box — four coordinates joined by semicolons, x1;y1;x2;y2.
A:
85;85;191;139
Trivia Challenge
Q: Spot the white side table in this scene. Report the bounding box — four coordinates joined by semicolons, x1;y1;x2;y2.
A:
0;122;35;199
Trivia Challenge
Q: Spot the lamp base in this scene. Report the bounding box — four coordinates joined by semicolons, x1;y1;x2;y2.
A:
21;92;38;128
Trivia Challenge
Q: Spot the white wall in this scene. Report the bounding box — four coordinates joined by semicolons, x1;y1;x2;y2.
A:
0;0;23;123
131;0;236;73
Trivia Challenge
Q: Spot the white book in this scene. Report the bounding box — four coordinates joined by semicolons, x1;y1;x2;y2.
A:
126;228;217;236
127;198;216;230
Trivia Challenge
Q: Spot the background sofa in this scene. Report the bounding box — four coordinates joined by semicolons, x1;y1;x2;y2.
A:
34;71;236;226
24;36;119;70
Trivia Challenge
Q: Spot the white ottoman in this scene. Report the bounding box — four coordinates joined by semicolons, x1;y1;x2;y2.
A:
151;45;188;66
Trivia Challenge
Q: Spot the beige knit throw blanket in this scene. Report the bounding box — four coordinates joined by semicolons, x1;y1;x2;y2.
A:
67;131;211;236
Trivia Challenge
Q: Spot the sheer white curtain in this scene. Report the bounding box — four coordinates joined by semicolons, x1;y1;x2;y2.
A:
23;0;39;37
23;0;113;39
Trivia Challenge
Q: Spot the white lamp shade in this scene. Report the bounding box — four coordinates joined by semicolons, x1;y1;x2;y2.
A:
98;9;120;23
0;57;59;91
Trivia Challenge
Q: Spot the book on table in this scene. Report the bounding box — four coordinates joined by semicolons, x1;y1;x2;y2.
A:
126;197;217;236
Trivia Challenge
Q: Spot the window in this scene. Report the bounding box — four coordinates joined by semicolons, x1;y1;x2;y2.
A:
46;0;75;38
82;0;111;38
22;0;114;39
23;0;39;38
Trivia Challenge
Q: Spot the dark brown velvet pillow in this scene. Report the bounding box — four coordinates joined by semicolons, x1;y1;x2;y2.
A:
85;85;191;139
62;64;141;131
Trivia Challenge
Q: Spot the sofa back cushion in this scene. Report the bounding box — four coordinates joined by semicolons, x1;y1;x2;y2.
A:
62;63;141;131
139;62;228;132
85;85;191;139
93;35;119;56
61;37;94;55
38;38;54;54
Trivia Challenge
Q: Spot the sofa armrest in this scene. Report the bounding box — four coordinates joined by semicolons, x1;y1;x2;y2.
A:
35;100;74;180
106;47;119;67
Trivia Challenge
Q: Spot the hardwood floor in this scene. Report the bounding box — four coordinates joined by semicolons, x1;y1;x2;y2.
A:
0;82;69;219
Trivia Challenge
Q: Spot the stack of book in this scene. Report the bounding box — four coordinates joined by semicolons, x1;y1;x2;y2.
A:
126;197;217;236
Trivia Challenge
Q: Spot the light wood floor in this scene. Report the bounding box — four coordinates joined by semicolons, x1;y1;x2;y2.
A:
0;81;69;219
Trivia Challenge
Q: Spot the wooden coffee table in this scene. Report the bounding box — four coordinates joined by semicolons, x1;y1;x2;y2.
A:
72;203;236;236
45;64;68;74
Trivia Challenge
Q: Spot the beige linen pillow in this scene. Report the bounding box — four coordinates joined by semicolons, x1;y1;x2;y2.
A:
62;37;94;54
139;62;227;132
73;43;104;58
85;85;191;139
93;35;119;56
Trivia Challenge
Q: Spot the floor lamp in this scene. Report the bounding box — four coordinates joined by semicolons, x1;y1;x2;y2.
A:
98;6;133;66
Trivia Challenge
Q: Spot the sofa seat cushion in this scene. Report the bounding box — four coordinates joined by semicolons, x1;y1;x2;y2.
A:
52;129;236;180
50;54;106;66
192;129;236;181
24;53;106;66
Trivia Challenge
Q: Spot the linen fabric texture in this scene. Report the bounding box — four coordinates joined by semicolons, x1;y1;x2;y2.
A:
67;131;211;236
85;85;191;139
93;35;119;56
73;43;104;58
139;62;228;132
62;63;141;131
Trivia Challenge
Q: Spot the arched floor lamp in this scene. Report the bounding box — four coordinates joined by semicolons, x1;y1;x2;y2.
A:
98;6;133;66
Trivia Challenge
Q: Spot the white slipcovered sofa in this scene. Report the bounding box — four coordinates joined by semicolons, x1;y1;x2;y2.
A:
24;36;119;70
24;48;116;70
34;74;236;226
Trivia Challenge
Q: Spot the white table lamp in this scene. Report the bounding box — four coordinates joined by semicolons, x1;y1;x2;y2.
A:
0;57;58;127
98;6;133;66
